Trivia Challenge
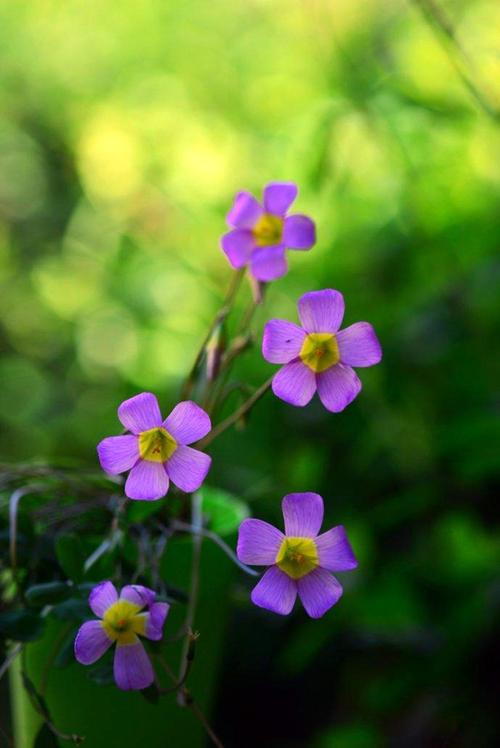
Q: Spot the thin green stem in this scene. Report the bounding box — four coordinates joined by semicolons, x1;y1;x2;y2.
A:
180;269;244;400
198;376;273;449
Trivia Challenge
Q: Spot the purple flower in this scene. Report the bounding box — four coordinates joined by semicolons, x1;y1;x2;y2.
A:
97;393;212;501
262;289;382;412
221;182;316;282
237;493;358;618
74;581;169;690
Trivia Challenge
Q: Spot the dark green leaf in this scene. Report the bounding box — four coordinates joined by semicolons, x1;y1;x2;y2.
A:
26;582;73;607
140;683;160;704
0;610;45;642
54;627;79;668
50;598;89;623
87;661;114;686
55;534;86;583
198;485;249;536
33;724;59;748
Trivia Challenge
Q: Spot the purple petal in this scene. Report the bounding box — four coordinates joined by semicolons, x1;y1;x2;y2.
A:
226;191;262;229
125;460;169;501
221;229;255;268
118;392;162;434
250;245;288;282
97;435;139;475
120;585;156;609
316;526;358;571
237;519;284;565
282;492;324;537
263;182;297;215
89;581;118;617
283;215;316;250
251;566;297;615
316;363;361;413
336;322;382;367
298;289;345;333
144;602;170;641
74;621;112;665
272;360;316;407
163;401;211;445
166;445;211;493
297;568;343;618
113;639;154;691
262;319;306;364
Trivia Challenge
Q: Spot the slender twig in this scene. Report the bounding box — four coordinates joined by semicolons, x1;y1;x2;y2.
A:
171;520;258;576
177;494;203;705
21;669;84;744
198;377;273;449
156;656;224;748
411;0;500;121
180;269;244;400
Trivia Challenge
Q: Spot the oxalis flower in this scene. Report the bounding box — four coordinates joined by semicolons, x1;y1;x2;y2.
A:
237;493;358;618
74;581;169;690
97;393;212;501
262;289;382;412
221;182;316;282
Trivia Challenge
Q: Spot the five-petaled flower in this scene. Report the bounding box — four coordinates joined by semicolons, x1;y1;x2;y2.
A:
262;289;382;412
221;182;316;282
74;582;169;690
237;492;357;618
97;393;212;501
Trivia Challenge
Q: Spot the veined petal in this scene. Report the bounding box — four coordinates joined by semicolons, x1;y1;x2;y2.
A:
250;245;288;282
316;526;358;571
298;289;345;333
263;182;297;215
74;621;112;665
120;585;156;609
125;460;169;501
144;602;170;641
297;568;343;618
89;581;118;617
336;322;382;367
221;229;254;268
251;566;297;616
282;492;324;538
262;319;306;364
237;519;284;565
227;191;262;229
113;638;154;691
118;392;162;434
272;360;316;407
163;401;211;445
283;215;316;250
97;435;139;475
166;446;211;493
316;364;361;413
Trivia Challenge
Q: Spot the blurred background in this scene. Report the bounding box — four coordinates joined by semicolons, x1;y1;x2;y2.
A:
1;0;499;745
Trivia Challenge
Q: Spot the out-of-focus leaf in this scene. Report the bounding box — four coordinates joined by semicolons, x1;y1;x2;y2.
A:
0;610;45;642
26;582;73;607
87;661;114;686
55;534;86;583
33;724;59;748
198;486;249;536
50;598;89;623
54;627;79;668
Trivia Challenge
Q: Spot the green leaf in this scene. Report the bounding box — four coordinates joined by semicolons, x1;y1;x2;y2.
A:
26;582;73;607
198;486;249;536
50;598;90;623
87;661;114;686
55;534;86;583
0;610;45;642
54;627;79;668
33;724;59;748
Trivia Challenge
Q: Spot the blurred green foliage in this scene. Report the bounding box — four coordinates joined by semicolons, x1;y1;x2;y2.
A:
1;0;499;745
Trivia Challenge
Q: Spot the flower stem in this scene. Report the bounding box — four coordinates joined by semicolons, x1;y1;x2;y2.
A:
180;269;244;401
198;376;274;449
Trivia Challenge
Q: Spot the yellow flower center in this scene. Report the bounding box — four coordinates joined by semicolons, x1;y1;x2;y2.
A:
101;599;147;645
139;427;177;463
252;213;284;247
275;536;319;580
300;332;340;373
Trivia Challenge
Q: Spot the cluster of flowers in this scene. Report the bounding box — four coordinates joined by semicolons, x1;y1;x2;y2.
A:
75;183;382;690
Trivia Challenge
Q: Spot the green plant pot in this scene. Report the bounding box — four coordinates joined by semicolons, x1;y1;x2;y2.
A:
10;536;234;748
